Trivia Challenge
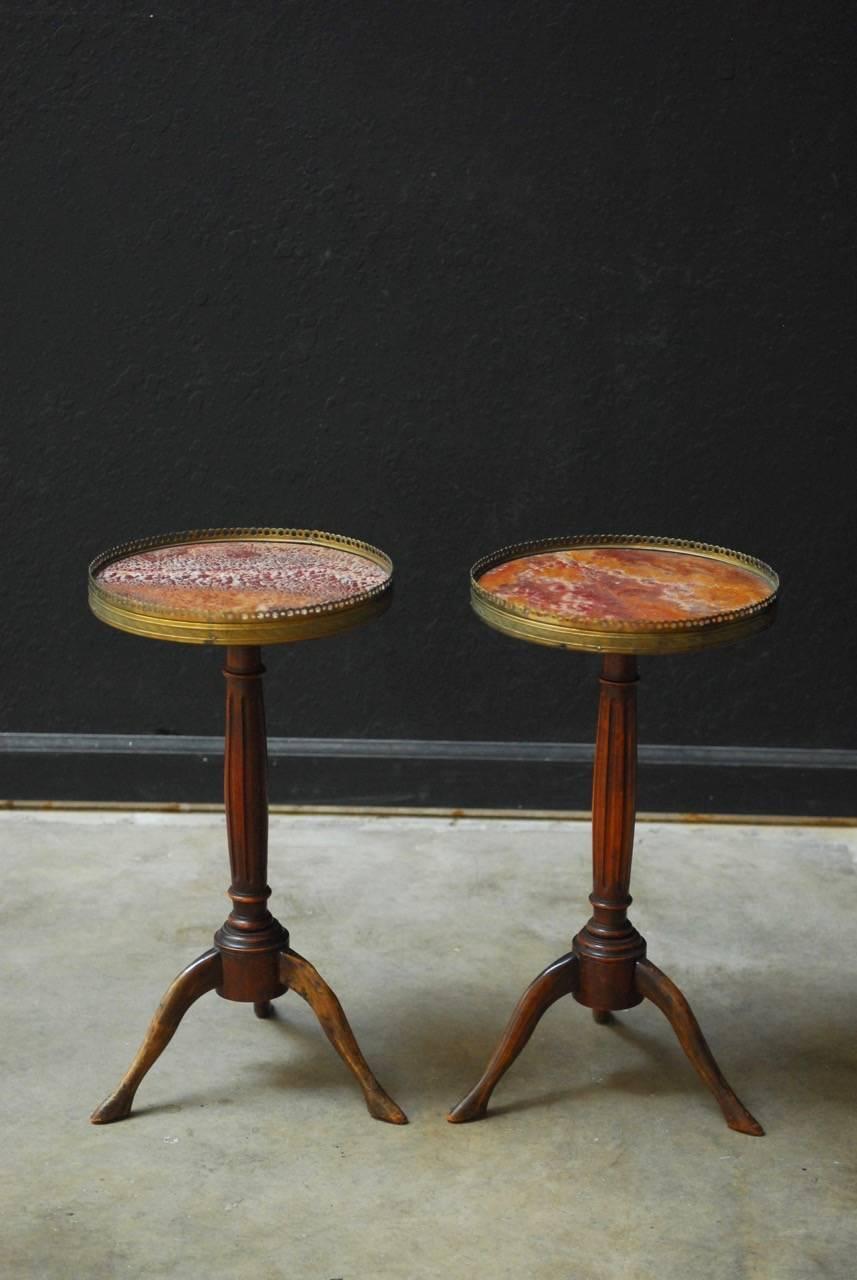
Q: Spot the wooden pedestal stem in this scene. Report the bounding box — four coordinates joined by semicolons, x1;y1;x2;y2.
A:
214;646;289;1003
448;653;763;1134
572;652;645;1011
90;644;406;1126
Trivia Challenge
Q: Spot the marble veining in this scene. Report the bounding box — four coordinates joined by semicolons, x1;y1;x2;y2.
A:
97;540;389;615
479;546;771;625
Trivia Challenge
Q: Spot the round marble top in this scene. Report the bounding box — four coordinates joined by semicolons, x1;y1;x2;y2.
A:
471;537;778;654
89;529;392;645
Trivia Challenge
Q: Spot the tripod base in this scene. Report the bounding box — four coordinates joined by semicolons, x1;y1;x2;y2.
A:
91;943;407;1126
447;951;762;1135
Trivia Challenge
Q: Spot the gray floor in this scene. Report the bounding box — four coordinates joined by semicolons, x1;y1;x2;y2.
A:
2;810;856;1279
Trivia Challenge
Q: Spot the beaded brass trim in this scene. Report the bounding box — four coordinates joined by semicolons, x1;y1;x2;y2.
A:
470;535;779;655
88;527;393;646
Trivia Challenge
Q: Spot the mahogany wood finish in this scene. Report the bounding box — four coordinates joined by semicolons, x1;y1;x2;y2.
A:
215;647;289;1006
91;948;221;1123
448;953;578;1123
92;645;406;1126
635;958;763;1135
280;950;407;1124
573;654;645;1012
448;653;762;1134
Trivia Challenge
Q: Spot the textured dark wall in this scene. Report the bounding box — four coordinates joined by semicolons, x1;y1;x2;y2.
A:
2;4;855;804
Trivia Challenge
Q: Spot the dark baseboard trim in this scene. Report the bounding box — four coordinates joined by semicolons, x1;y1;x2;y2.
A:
1;733;854;816
0;733;854;771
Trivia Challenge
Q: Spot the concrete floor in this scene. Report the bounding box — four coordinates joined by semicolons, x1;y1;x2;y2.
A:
2;811;856;1279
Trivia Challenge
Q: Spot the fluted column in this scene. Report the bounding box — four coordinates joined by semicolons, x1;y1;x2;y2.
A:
572;653;646;1009
222;646;272;935
215;646;288;1000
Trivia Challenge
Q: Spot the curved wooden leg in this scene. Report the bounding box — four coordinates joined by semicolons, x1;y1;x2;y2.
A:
254;1000;275;1018
592;1009;615;1025
279;950;407;1125
635;957;763;1136
447;952;578;1123
91;948;222;1124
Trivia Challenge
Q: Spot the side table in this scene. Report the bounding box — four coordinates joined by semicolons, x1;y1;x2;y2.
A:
88;527;406;1125
448;535;778;1134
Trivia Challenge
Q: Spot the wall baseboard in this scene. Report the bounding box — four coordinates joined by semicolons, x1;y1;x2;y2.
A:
1;732;854;770
0;733;854;816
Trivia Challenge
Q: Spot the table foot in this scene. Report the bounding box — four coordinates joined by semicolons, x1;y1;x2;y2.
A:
279;950;407;1125
254;1000;275;1018
447;952;578;1123
592;1009;615;1025
91;948;222;1124
635;957;764;1136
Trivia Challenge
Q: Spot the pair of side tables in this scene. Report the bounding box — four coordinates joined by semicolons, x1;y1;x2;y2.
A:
88;528;778;1134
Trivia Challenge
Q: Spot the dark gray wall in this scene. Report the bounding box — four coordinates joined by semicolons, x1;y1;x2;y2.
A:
2;3;855;811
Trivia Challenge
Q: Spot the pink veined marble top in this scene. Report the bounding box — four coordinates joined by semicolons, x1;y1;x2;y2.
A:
478;545;772;625
96;540;389;615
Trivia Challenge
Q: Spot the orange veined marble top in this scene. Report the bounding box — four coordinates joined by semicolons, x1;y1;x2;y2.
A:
478;545;773;626
96;540;390;616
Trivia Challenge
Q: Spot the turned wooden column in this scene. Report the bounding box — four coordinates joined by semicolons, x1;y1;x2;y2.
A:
214;645;289;1003
572;653;646;1011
